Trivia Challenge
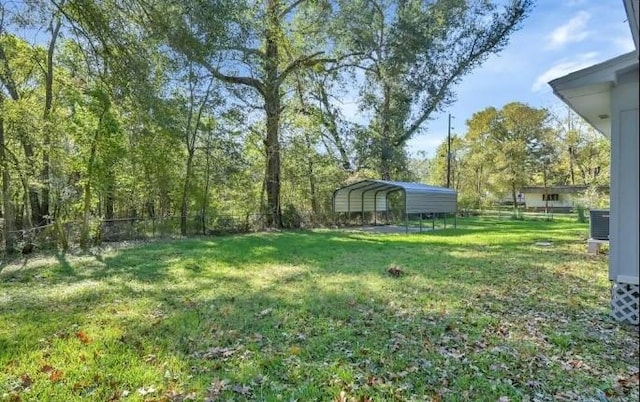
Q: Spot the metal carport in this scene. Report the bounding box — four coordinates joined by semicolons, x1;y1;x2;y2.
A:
332;180;457;231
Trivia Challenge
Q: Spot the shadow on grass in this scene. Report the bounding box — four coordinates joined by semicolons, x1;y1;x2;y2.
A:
2;217;633;401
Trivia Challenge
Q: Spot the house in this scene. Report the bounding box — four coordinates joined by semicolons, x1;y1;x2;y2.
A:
548;0;638;324
520;185;609;213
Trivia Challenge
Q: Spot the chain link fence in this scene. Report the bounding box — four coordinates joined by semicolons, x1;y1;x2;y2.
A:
1;210;332;254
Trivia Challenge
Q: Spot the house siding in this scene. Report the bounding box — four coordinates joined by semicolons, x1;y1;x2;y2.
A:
523;192;576;210
609;67;639;284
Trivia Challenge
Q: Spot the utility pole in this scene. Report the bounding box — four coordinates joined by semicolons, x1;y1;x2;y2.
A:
446;113;454;188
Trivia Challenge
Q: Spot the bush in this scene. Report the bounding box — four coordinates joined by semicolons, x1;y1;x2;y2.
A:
575;204;587;223
282;204;303;229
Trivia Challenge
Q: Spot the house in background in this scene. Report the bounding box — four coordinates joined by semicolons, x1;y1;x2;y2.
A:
549;0;638;324
520;185;609;213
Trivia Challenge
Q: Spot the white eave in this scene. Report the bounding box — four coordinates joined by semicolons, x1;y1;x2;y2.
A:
548;52;638;138
624;0;639;54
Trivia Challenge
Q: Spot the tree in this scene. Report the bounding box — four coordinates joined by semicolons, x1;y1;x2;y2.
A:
462;103;552;209
0;1;63;227
334;0;533;179
551;108;610;187
130;0;338;228
0;92;16;252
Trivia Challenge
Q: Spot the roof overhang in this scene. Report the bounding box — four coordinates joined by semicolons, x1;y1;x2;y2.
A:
548;52;638;138
624;0;639;55
334;179;456;195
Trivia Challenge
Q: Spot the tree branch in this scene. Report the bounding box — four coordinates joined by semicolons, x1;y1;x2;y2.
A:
220;45;266;58
279;51;333;84
279;0;308;19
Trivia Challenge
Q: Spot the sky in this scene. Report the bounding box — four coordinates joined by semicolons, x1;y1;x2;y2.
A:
403;0;636;158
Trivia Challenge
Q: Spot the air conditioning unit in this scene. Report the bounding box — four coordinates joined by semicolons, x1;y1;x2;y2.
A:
590;209;610;240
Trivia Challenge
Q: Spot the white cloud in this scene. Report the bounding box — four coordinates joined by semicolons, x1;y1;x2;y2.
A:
564;0;587;6
546;11;592;50
531;52;600;92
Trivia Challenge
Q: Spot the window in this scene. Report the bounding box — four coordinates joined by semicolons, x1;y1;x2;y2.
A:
542;194;559;201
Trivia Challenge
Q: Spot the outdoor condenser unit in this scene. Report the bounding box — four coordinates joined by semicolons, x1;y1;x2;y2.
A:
589;209;610;240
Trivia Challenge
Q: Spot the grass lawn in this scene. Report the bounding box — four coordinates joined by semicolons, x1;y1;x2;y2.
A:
1;217;638;401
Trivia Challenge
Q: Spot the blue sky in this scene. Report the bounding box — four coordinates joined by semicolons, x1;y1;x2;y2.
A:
404;0;635;158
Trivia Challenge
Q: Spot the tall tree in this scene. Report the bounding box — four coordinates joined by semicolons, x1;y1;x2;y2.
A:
0;1;64;226
334;0;533;178
463;103;552;209
135;0;337;227
0;93;16;253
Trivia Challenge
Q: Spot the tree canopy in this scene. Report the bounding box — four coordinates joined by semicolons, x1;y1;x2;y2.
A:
0;0;535;251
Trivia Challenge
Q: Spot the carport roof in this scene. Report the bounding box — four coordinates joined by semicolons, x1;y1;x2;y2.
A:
335;180;456;194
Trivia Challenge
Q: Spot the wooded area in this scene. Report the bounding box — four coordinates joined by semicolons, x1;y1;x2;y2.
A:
420;104;610;210
0;0;607;253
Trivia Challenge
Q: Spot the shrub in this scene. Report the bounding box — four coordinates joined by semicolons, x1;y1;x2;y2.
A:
282;204;303;229
575;204;587;223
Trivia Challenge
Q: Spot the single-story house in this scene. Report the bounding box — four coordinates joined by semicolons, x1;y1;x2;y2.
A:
548;0;638;324
520;185;609;212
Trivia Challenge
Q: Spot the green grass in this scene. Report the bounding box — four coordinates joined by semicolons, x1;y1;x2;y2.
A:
1;217;638;401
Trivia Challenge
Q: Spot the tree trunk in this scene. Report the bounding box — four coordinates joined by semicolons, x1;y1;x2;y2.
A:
568;146;576;185
180;150;194;236
21;141;42;227
303;131;318;216
317;85;351;170
264;93;282;227
379;84;392;180
40;18;61;226
201;144;211;235
80;125;101;250
0;112;16;253
105;187;115;220
263;0;282;228
80;179;93;250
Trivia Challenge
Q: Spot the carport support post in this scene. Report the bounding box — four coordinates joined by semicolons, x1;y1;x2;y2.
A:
432;215;435;231
373;193;377;225
404;189;408;234
361;192;365;226
419;213;422;233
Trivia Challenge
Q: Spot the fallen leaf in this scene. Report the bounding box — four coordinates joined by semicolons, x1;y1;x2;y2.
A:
200;346;237;360
76;330;91;344
232;384;252;395
8;393;21;402
367;376;383;386
48;370;63;382
614;372;640;392
387;264;404;277
164;389;197;401
137;386;156;396
206;378;229;399
256;308;273;318
334;390;348;402
143;354;157;363
19;374;32;389
40;365;54;373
